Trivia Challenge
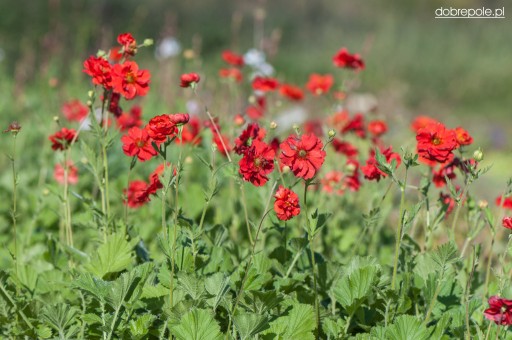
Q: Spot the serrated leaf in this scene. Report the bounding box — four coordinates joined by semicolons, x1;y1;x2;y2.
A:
41;304;78;339
74;272;110;302
264;303;316;339
85;233;138;278
129;313;155;338
233;313;269;339
171;308;223;340
178;272;205;300
36;325;52;339
204;273;230;310
384;315;432;340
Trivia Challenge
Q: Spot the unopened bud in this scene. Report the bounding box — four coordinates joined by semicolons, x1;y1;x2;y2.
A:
270;121;277;129
248;95;256;104
183;49;195;59
81;157;88;165
478;200;488;209
328;129;336;138
346;162;357;172
43;189;50;196
473;148;484;162
282;165;291;174
96;49;106;57
53;116;60;122
87;100;93;107
143;38;154;47
185;156;193;164
88;90;94;98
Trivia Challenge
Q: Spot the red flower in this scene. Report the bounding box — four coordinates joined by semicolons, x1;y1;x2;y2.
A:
432;162;457;188
332;139;358;158
368;120;388;138
252;76;279;92
212;132;232;157
411;116;439;133
108;46;123;62
146;114;176;144
61;100;88;122
234;114;245;126
246;96;266;121
239;140;276;186
306;74;334;95
83;56;112;89
279;84;304;101
342;113;366;138
454;127;473;147
440;192;455;215
321;162;360;195
484;296;512;325
117;32;137;56
503;217;512;230
234;123;266;155
108;92;123;117
121;127;157;161
274;186;300;221
180;73;200;88
361;147;400;182
303;120;324;138
496;196;512;209
124;180;149;208
416;122;457;165
112;61;150;100
279;133;326;180
49;128;77;151
222;50;244;67
332;48;364;70
219;68;243;83
177;116;202;145
54;161;79;185
170;113;190;126
116;105;143;131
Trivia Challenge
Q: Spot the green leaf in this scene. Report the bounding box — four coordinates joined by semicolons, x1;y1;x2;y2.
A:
171;308;223;340
178;272;205;301
85;233;138;278
263;303;316;339
74;272;110;302
384;315;432;340
36;325;52;339
233;313;269;340
129;313;155;339
204;273;230;310
41;304;78;339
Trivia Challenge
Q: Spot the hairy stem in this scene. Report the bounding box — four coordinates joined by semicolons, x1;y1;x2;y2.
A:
391;168;408;290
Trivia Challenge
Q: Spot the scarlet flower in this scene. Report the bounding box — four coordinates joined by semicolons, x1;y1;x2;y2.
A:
54;161;79;185
146;114;176;144
321;162;360;195
238;140;276;186
180;73;200;88
496;196;512;209
303;120;324;138
169;113;190;126
246;96;266;121
440;192;455;215
274;185;300;221
306;73;334;95
117;32;137;56
146;163;170;195
108;46;123;62
454;127;473;147
234;114;245;126
49;128;77;151
124;180;149;208
416;122;457;165
484;296;512;325
503;217;512;230
61;100;88;122
279;133;326;180
342;113;366;138
212;132;232;157
411;116;439;133
177;116;202;145
279;84;304;101
112;61;150;100
222;50;244;67
117;105;143;131
234;123;266;155
332;48;365;70
331;139;358;158
219;68;243;83
361;147;400;182
432;162;457;188
368;120;388;138
252;76;279;92
83;56;112;89
121;127;157;161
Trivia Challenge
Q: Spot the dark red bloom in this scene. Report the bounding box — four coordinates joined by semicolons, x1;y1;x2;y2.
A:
112;61;150;99
177;116;202;145
219;68;243;83
321;161;360;195
496;196;512;209
416;122;457;165
454;127;473;147
341;113;366;138
432;162;457;188
234;123;266;155
368;120;388;138
274;185;300;221
121;127;157;161
411;116;439;133
83;56;112;89
117;32;137;56
212;132;232;157
117;105;143;131
279;133;326;180
252;76;279;92
332;139;358;158
61;100;88;122
169;113;190;126
146;114;176;144
3;121;21;134
180;73;200;88
332;48;364;70
49;128;77;151
279;84;304;101
124;180;149;208
361;147;400;182
503;217;512;230
440;192;456;215
222;50;244;67
303;120;324;138
107;92;123;117
484;296;512;325
54;161;79;185
239;140;275;186
306;74;334;95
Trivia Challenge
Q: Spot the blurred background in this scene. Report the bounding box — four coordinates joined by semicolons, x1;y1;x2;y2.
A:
0;0;511;196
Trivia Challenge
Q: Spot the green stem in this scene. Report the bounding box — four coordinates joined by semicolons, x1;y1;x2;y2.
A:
391;168;408;290
10;135;18;281
424;269;444;325
483;233;496;302
284;246;305;278
240;183;254;245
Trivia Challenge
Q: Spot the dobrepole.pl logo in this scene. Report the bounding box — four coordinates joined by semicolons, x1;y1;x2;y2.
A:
435;6;505;19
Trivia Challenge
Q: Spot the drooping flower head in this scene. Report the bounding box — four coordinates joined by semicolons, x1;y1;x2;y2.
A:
49;128;77;151
180;73;200;88
238;139;275;186
279;133;326;180
112;61;150;99
169;113;190;126
332;48;365;70
503;217;512;230
121;127;157;161
274;185;301;221
234;123;266;155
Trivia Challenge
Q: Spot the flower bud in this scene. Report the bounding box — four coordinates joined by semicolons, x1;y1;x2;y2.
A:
88;90;94;98
328;129;336;138
478;200;488;209
53;116;60;122
473;148;484;162
270;121;277;129
183;49;195;59
143;38;154;47
282;165;291;174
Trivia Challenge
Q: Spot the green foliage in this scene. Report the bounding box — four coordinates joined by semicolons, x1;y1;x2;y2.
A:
171;308;223;340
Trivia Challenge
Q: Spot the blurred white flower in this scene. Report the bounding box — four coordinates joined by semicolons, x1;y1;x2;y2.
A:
155;37;181;60
274;106;308;132
80;108;103;131
186;100;201;115
244;49;266;67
